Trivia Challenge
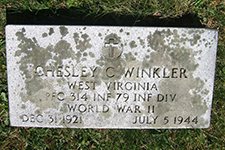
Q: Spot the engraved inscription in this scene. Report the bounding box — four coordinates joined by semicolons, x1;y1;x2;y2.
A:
102;34;123;59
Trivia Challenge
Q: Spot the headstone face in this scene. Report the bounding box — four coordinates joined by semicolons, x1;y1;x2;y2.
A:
6;25;218;128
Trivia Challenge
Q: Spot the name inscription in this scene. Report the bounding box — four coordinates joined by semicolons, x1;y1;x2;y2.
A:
6;25;218;128
34;65;188;79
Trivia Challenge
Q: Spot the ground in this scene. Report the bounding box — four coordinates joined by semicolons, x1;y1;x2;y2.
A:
0;0;225;149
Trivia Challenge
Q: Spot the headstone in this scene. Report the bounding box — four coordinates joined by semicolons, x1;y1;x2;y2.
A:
6;25;218;128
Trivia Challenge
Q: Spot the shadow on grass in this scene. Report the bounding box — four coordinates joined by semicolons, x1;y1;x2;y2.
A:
7;8;203;27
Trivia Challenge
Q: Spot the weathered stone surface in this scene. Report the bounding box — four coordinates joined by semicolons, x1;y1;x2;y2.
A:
6;25;218;128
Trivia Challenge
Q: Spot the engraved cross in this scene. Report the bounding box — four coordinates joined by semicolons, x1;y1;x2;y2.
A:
104;38;119;58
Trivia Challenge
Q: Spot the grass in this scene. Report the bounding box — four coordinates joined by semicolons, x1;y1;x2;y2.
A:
1;0;225;149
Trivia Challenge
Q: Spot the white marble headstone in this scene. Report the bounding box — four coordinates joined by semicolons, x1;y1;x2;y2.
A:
6;25;218;128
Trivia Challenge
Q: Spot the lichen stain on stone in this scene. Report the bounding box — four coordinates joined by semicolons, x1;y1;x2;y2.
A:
146;29;200;71
21;104;26;109
42;33;48;38
60;103;68;113
201;89;209;95
169;48;199;71
53;40;74;64
138;37;145;48
190;34;201;46
81;58;87;61
57;77;66;85
49;28;54;36
101;109;112;119
25;79;44;95
157;77;208;127
155;103;171;117
83;52;87;57
124;52;136;61
21;86;60;111
14;28;76;110
142;50;171;68
129;41;137;48
59;26;69;37
96;56;104;66
73;32;92;52
145;29;208;126
147;29;172;51
73;33;79;44
89;52;95;58
32;37;38;44
188;29;204;35
19;115;23;120
35;109;41;114
75;51;82;63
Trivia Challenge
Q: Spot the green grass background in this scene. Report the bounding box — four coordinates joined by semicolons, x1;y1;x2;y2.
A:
0;0;225;149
